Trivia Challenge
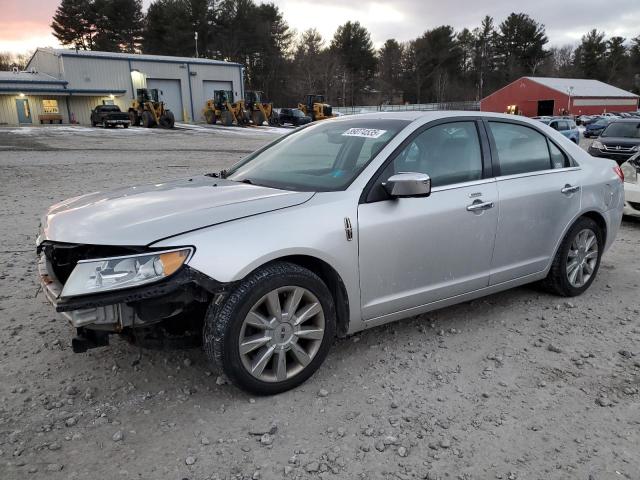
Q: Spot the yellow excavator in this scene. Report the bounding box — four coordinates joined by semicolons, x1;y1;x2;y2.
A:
245;90;278;126
298;94;334;122
128;88;175;128
203;90;249;126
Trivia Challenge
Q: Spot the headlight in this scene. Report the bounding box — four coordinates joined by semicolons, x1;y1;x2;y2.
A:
60;248;192;298
591;140;604;149
621;161;638;183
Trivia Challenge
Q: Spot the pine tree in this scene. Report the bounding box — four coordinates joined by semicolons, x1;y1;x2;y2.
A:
51;0;97;50
577;29;607;80
330;21;377;105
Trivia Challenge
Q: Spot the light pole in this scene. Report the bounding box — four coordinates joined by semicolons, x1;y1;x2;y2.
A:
567;86;574;115
194;32;199;58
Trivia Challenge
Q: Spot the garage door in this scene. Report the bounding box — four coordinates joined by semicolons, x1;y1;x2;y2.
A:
203;80;235;102
147;78;183;121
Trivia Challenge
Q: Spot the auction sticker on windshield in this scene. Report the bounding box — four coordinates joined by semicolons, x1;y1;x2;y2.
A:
342;128;387;138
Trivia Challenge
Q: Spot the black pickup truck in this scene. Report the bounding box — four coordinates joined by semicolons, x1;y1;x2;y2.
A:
90;105;131;128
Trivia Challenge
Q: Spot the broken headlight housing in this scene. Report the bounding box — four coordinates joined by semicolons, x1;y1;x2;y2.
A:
60;248;192;298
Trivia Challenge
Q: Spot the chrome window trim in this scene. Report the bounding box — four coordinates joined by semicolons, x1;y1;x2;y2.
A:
495;166;581;182
430;177;496;193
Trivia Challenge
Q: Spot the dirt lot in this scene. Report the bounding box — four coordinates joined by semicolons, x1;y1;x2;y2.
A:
1;125;639;480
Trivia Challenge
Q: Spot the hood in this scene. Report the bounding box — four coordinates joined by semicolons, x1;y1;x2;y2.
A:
598;137;640;147
40;176;314;246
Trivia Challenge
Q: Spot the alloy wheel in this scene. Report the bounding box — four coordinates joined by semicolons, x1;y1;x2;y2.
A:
238;286;325;383
566;228;599;288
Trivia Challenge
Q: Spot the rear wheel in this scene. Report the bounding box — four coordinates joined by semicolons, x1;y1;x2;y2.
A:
203;262;336;395
159;111;175;129
541;217;603;297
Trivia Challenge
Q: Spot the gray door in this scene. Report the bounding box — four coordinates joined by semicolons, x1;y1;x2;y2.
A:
357;121;499;320
486;121;581;284
203;80;234;101
147;79;183;121
16;98;32;124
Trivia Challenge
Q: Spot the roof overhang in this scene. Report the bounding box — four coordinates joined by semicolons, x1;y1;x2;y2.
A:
0;88;127;96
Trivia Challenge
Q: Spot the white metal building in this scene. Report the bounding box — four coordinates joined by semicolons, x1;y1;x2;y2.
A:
0;48;244;126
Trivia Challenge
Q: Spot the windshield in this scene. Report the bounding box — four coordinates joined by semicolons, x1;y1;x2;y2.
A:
292;110;304;117
601;122;640;138
226;119;409;191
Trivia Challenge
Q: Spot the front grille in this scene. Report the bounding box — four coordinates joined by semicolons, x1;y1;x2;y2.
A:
602;144;636;153
39;242;145;285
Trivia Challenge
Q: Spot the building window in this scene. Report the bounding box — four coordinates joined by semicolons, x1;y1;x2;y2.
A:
42;99;59;114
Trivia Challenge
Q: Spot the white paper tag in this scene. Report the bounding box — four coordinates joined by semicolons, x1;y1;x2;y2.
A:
342;128;387;138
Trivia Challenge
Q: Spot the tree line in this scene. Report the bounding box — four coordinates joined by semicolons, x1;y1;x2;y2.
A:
41;0;640;107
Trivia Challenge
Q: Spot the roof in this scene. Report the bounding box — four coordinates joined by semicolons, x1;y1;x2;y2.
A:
41;48;242;67
525;77;638;98
0;71;66;85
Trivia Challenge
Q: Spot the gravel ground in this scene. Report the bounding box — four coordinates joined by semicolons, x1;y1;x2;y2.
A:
1;125;639;480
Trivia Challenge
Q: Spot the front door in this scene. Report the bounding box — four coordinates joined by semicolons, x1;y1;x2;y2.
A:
357;120;499;320
485;121;582;284
16;98;32;124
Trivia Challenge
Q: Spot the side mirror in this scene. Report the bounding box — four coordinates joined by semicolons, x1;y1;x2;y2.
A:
383;172;431;198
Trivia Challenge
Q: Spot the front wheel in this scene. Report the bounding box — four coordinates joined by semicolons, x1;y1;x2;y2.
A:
203;262;336;394
541;217;603;296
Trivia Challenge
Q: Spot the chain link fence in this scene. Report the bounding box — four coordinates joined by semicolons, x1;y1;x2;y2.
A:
333;101;480;116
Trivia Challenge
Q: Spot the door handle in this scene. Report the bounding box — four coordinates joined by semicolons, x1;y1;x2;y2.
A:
561;184;580;195
466;201;495;212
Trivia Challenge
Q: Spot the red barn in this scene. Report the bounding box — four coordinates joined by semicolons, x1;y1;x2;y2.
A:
481;77;639;117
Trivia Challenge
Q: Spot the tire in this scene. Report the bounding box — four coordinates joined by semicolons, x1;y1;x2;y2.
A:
142;111;155;128
221;110;234;126
203;262;336;395
541;217;603;297
251;110;265;126
91;120;97;127
204;109;215;125
123;123;129;129
128;111;139;126
159;111;175;129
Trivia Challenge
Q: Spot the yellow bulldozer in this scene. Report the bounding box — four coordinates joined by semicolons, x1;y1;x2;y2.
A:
203;90;249;126
245;90;278;126
128;88;175;128
298;94;334;122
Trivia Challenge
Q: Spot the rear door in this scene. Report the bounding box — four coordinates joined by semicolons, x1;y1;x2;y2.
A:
486;121;582;284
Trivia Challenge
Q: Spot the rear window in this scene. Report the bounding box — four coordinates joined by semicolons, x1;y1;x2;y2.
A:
601;122;640;138
488;122;552;175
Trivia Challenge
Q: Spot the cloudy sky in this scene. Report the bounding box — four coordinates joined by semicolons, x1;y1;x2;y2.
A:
2;0;640;54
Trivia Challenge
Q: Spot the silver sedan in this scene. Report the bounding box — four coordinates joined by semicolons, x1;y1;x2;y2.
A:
37;112;625;394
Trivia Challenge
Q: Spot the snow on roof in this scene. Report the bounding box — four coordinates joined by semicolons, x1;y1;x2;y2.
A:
526;77;638;98
0;71;66;84
45;48;242;67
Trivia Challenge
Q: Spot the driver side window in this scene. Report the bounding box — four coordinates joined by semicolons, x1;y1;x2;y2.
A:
386;121;483;188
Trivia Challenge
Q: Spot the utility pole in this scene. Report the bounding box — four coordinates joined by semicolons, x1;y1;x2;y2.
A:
194;32;199;58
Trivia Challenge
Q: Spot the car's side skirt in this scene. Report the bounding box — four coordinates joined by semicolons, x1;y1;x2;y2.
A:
358;271;546;332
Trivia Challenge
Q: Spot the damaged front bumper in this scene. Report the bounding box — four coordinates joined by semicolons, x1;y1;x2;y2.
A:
37;251;228;332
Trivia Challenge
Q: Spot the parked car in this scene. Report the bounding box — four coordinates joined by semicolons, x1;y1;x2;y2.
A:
620;154;640;217
588;119;640;164
576;115;593;126
90;105;131;128
583;118;611;138
537;117;580;143
37;112;624;394
278;108;311;126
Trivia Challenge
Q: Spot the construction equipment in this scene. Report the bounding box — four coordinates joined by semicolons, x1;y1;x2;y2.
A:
203;90;249;126
298;94;334;122
245;90;278;126
128;88;175;128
